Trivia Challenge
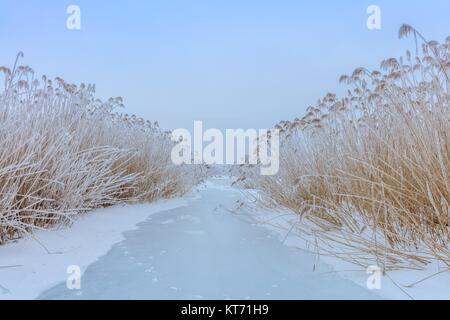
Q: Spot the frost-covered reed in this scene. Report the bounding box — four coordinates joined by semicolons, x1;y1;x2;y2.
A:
247;25;450;271
0;54;198;244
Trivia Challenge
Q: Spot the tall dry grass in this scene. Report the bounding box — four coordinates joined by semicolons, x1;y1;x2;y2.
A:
0;54;198;244
247;25;450;271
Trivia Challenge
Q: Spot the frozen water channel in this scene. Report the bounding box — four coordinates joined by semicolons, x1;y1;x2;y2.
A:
39;178;379;300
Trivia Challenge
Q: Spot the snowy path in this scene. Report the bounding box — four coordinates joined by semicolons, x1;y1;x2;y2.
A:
38;178;379;300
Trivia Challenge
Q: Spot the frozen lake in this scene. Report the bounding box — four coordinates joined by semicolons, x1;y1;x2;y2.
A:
39;178;379;300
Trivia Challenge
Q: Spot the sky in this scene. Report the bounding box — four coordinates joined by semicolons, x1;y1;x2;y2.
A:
1;0;449;131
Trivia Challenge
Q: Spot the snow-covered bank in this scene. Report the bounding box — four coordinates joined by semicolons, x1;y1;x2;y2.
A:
0;197;191;300
243;200;450;300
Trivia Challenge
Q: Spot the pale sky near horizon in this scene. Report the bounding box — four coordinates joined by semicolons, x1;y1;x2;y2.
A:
1;0;450;131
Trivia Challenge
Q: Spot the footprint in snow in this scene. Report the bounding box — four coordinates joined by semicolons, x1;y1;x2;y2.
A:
184;230;206;236
179;215;201;223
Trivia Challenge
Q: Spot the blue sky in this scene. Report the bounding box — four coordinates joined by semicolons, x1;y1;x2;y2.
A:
1;0;449;130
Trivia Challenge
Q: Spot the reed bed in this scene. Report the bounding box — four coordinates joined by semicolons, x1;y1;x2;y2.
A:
246;25;450;271
0;54;198;244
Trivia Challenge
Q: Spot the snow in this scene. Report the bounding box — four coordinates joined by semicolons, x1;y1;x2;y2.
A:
0;198;191;300
244;195;450;300
1;176;446;300
36;177;379;300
